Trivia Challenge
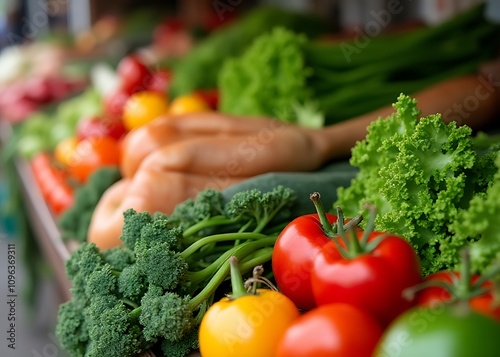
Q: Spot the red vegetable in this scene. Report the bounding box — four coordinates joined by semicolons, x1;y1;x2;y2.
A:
272;212;339;311
76;116;128;141
310;199;422;326
117;55;152;94
272;193;362;311
275;303;383;357
411;249;500;321
194;88;219;110
30;153;74;215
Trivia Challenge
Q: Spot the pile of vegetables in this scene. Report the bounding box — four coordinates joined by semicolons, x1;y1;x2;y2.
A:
218;4;500;126
55;186;296;357
168;6;327;97
197;193;500;357
53;93;500;357
335;94;500;276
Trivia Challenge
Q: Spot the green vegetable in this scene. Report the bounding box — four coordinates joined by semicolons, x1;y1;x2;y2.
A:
335;94;499;276
55;186;296;357
374;303;500;357
219;5;499;126
169;6;327;97
59;166;121;243
450;150;500;273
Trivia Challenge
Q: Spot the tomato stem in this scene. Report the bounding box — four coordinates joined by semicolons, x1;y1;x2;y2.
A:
335;206;362;257
360;203;377;247
310;192;336;237
403;247;499;303
457;248;472;298
229;256;248;299
402;279;455;301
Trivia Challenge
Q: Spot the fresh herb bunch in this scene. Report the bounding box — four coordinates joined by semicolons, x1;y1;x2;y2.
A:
335;94;500;276
55;186;296;357
219;5;499;126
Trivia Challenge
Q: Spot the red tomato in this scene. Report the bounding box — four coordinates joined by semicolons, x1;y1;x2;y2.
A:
117;55;152;94
103;89;130;119
272;213;338;311
194;89;219;110
416;271;500;321
68;137;121;183
30;153;74;215
76;116;128;141
311;232;422;326
145;69;171;94
275;303;383;357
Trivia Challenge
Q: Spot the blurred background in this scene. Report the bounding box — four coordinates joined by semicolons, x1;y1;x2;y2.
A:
0;0;498;356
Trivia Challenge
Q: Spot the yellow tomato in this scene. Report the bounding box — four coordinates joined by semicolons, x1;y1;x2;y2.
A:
123;90;169;130
168;93;211;115
54;136;79;168
199;288;300;357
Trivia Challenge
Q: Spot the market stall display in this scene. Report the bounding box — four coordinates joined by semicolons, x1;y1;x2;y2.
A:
1;2;500;357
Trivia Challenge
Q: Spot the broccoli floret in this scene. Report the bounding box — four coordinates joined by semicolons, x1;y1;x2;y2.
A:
57;186;297;357
65;243;104;283
85;264;118;298
161;326;200;357
225;185;296;232
55;300;88;357
121;209;153;250
59;167;121;243
86;303;145;357
135;240;189;291
335;94;499;275
139;285;194;343
169;189;226;231
101;246;135;271
139;217;183;251
118;264;148;303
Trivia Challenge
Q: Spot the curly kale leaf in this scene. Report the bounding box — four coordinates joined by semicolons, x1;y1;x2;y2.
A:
336;94;495;275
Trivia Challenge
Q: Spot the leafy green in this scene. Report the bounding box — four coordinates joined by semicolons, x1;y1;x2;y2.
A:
219;5;499;126
8;88;102;159
169;6;327;97
335;94;499;276
450;152;500;273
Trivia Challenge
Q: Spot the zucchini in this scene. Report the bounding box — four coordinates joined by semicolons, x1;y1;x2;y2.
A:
221;160;358;217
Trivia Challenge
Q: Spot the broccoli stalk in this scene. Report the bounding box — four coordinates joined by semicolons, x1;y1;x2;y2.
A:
56;186;295;357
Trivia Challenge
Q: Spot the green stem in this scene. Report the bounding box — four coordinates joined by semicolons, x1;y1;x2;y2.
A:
188;237;277;310
457;248;473;298
402;279;456;302
129;306;142;320
472;264;500;292
335;206;363;257
180;232;268;259
187;238;268;288
182;216;238;237
122;297;140;310
229;256;248;299
310;192;336;237
360;204;377;247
